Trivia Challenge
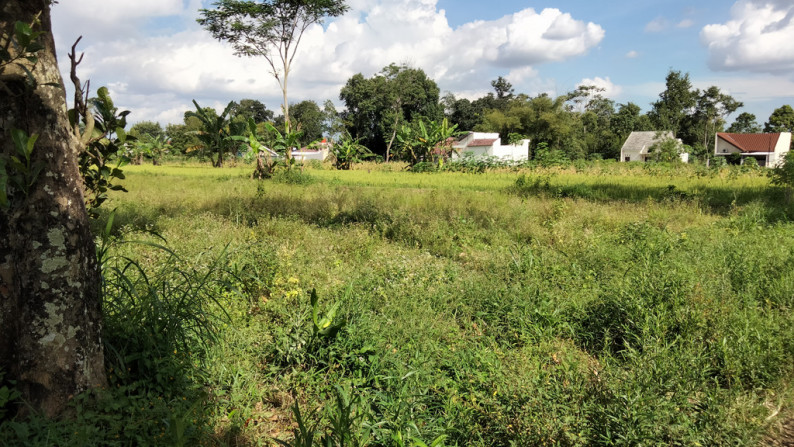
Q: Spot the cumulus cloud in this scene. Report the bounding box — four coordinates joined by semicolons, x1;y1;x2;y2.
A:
645;17;668;33
506;67;540;84
701;0;794;74
578;77;622;99
50;0;604;124
692;75;794;102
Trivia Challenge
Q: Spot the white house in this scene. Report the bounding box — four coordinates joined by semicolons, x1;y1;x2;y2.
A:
292;140;332;162
713;132;791;168
451;132;530;161
620;131;688;163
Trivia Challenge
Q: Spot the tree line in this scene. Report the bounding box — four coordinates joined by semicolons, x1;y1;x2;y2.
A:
131;67;794;166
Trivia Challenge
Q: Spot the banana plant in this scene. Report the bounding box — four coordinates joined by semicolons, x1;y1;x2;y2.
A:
232;118;278;178
331;134;374;170
396;118;460;168
135;135;171;165
264;122;303;170
185;100;240;167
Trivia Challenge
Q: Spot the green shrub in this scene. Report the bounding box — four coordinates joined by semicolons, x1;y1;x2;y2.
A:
272;169;316;185
770;150;794;203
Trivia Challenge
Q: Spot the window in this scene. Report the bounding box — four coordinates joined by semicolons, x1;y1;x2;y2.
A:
624;156;630;162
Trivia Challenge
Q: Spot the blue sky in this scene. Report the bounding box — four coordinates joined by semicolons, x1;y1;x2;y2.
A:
50;0;794;128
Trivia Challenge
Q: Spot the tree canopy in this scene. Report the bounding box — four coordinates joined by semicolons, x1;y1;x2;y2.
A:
727;112;761;134
280;99;325;145
765;105;794;133
198;0;349;132
340;63;441;158
230;98;274;124
649;70;697;137
129;121;165;141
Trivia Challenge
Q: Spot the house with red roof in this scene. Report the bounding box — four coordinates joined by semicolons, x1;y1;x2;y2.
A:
714;132;791;167
452;132;530;161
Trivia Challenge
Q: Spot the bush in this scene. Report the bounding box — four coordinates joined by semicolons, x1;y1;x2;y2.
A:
533;142;569;167
770;150;794;190
272;169;315;185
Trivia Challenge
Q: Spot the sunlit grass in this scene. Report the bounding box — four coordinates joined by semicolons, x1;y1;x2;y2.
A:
45;161;787;445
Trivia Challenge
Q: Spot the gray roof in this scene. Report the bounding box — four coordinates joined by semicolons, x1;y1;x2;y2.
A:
620;131;676;155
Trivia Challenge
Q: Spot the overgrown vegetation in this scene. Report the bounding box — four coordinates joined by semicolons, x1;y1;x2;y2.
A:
2;162;792;445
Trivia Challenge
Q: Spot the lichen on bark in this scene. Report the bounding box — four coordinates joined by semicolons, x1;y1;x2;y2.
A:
1;0;107;418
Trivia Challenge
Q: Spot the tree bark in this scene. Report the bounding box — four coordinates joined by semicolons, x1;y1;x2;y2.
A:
1;0;107;418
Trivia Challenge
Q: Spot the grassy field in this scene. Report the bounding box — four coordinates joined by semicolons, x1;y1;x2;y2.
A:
3;161;793;446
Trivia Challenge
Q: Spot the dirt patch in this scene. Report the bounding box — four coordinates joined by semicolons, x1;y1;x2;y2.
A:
765;418;794;447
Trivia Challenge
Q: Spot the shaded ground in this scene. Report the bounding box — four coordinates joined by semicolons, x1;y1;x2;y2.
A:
766;418;794;447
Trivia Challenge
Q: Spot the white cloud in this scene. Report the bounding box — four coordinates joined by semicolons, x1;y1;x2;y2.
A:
645;17;668;33
625;50;640;59
578;77;623;99
51;0;193;43
677;19;695;28
50;0;604;124
692;75;794;102
506;67;539;84
701;0;794;74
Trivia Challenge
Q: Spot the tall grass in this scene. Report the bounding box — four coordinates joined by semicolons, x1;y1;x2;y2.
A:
2;162;791;445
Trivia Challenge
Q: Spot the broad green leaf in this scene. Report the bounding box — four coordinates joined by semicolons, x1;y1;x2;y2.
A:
14;21;33;47
11;129;27;157
25;133;39;157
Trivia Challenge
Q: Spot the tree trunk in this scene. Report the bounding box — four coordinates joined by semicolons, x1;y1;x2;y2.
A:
281;73;294;166
386;114;400;163
0;1;107;418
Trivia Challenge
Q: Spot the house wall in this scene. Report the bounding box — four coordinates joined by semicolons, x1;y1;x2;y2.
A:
714;138;742;156
457;146;491;158
771;132;792;167
492;140;530;161
292;149;328;162
455;141;530;161
620;149;647;162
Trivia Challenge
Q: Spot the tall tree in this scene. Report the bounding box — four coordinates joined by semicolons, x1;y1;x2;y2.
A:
166;115;203;156
442;93;482;132
129;121;165;141
491;76;515;100
230;98;274;124
579;93;617;158
764;105;794;133
340;64;441;158
476;93;582;158
611;102;643;142
287;99;325;144
687;86;742;153
198;0;349;134
1;1;107;417
649;69;697;136
322;99;345;140
727;112;762;133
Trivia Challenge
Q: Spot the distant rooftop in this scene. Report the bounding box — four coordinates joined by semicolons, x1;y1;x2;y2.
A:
716;133;780;153
468;139;498;147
